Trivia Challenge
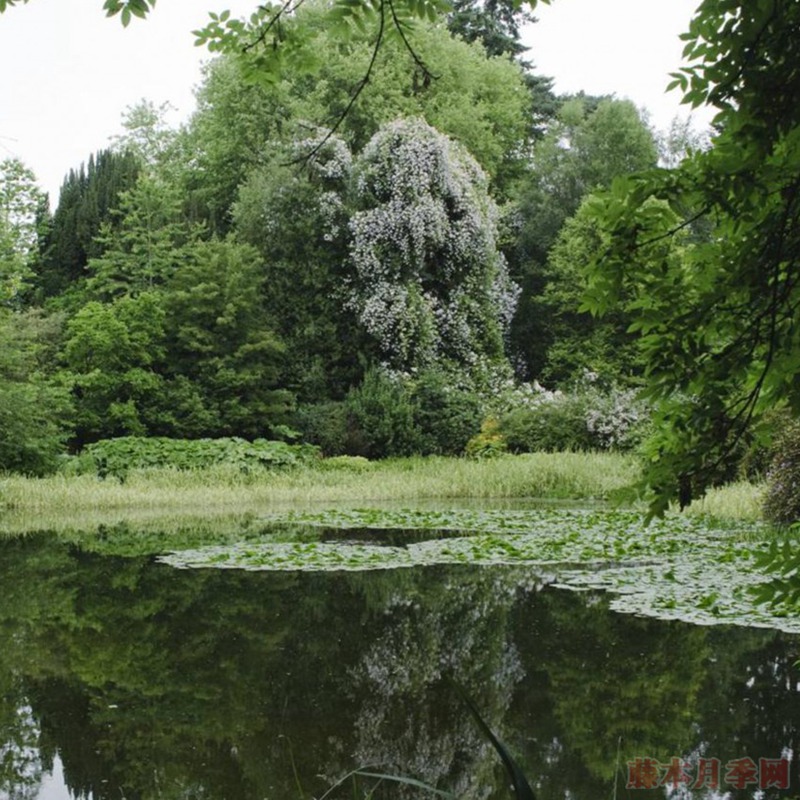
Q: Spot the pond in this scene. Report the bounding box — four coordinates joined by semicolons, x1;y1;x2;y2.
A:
0;515;797;799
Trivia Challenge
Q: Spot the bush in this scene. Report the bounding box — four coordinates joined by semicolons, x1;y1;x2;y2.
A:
498;380;648;453
410;370;483;456
77;436;320;479
293;401;352;457
763;420;800;525
344;368;420;458
318;455;374;472
296;369;484;459
501;396;590;452
465;418;508;458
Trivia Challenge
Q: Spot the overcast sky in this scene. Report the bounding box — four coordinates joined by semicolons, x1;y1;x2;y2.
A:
0;0;711;204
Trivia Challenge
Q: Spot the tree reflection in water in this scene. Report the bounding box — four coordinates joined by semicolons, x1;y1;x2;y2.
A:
0;534;796;799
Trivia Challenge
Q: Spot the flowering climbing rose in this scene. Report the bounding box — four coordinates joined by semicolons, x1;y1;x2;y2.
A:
346;119;519;373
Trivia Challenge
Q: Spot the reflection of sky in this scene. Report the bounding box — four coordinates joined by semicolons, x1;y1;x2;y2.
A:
35;757;74;800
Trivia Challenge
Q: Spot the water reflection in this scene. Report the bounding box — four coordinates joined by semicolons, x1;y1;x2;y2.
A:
0;533;796;799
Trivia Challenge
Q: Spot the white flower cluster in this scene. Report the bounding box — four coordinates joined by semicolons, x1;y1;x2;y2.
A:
317;189;346;242
293;130;353;182
487;377;562;415
584;386;647;449
347;119;519;372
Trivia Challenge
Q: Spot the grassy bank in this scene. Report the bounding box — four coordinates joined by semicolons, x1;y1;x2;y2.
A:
1;452;640;533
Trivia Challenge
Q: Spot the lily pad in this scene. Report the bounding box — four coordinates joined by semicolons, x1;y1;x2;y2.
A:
156;507;795;633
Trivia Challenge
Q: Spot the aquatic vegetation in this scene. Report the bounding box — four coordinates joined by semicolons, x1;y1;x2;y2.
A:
0;452;640;534
158;507;793;634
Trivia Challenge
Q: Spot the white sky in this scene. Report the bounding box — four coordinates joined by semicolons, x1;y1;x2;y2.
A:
0;0;711;204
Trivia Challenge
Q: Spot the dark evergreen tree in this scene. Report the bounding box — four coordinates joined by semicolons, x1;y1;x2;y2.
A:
446;0;557;141
34;149;140;300
447;0;531;58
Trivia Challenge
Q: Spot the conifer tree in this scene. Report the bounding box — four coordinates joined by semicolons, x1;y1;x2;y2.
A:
35;149;140;299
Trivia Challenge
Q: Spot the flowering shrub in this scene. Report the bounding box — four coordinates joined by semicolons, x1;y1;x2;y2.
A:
497;376;649;453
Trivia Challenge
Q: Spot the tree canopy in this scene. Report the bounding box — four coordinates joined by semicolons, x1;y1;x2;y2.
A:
584;0;800;514
3;0;799;526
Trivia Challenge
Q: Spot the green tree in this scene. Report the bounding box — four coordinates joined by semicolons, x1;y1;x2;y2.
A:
584;0;800;513
162;238;292;438
110;99;179;170
35;149;140;301
233;136;363;402
185;6;532;233
61;293;168;445
0;309;72;473
0;158;45;306
533;197;651;384
509;97;659;380
86;174;201;299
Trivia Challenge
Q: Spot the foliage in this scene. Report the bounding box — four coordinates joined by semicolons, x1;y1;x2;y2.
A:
35;149;140;300
235;119;520;394
102;0;156;27
0;309;72;475
344;368;421;459
347;118;517;376
533;198;642;384
161;238;292;439
233;139;362;402
293;401;353;457
35;150;140;299
409;369;483;456
61;292;168;445
297;370;483;458
751;534;800;616
0;158;45;306
86;174;201;299
464;417;507;459
188;10;532;233
498;378;648;453
507;98;659;379
501;397;589;453
447;0;532;59
584;0;800;516
63;238;292;445
763;420;800;526
81;436;319;478
110;99;179;169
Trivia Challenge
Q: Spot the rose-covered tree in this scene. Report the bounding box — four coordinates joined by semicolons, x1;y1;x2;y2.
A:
347;118;518;380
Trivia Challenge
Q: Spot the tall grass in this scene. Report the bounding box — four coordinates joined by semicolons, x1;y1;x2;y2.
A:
683;481;766;523
0;452;640;534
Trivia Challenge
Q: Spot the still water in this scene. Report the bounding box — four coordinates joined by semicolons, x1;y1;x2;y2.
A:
0;532;797;799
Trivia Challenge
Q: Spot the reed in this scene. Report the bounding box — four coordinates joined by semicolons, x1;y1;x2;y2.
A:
0;452;640;534
683;481;765;523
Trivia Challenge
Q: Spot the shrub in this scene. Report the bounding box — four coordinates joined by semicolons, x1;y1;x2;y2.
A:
78;436;320;479
497;379;648;453
501;396;590;452
763;420;800;525
410;370;483;456
293;401;352;457
465;418;508;458
318;455;374;472
297;369;483;458
344;368;421;458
